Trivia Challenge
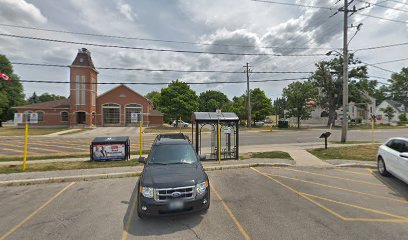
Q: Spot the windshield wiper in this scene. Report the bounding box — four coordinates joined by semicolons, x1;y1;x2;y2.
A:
149;162;168;165
167;162;193;165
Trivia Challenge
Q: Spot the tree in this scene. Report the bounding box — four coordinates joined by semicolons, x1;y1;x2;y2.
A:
199;90;230;112
0;55;25;123
273;97;286;119
38;93;66;103
27;92;39;104
250;88;272;124
145;91;161;109
387;67;408;103
158;80;199;122
399;113;407;123
283;81;318;128
380;106;396;123
310;54;373;126
230;95;246;122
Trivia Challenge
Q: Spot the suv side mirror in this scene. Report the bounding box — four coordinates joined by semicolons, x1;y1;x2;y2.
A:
139;156;146;164
199;155;206;161
400;153;408;159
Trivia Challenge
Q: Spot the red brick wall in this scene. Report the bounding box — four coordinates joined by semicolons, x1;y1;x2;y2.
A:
16;108;69;127
69;66;98;126
149;115;163;126
96;85;162;126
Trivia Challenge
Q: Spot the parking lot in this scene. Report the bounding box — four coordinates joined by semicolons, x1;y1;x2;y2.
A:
1;166;408;240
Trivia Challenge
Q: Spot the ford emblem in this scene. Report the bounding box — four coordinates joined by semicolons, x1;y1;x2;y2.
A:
171;191;182;198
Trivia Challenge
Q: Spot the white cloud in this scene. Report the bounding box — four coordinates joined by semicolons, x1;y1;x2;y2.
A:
0;0;47;24
117;1;137;21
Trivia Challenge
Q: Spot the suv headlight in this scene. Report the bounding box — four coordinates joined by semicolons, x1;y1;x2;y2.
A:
196;181;208;195
140;186;154;198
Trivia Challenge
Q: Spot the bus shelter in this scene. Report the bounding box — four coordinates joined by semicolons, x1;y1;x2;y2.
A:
192;112;239;160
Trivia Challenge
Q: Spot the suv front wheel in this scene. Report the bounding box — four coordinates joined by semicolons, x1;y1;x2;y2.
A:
378;157;390;177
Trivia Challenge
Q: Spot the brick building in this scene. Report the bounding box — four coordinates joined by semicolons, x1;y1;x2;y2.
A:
15;48;163;127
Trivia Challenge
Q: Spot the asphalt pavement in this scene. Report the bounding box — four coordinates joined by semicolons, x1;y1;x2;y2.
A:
1;167;408;240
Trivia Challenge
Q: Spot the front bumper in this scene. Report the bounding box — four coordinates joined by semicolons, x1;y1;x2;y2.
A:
139;190;209;216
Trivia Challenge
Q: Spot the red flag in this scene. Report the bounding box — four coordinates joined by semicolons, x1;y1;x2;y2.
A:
0;72;10;81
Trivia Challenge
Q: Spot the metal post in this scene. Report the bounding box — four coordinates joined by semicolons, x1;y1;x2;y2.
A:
244;63;251;128
341;0;349;143
139;119;143;158
218;120;221;163
22;122;29;171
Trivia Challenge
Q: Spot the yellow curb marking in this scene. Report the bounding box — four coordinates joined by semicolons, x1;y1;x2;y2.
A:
212;184;251;240
276;167;385;187
121;189;138;240
265;173;408;204
0;182;76;240
251;167;408;223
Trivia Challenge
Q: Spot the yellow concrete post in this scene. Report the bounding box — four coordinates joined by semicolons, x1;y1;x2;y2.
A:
218;121;221;163
371;118;375;144
22;122;29;171
139;120;143;157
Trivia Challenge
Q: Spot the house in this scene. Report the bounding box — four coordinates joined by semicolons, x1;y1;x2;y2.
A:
376;100;407;124
15;48;163;127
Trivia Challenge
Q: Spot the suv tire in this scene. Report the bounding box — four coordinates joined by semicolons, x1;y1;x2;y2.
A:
378;157;390;177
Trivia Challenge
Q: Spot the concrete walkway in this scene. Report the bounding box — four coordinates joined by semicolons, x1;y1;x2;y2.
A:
285;149;331;167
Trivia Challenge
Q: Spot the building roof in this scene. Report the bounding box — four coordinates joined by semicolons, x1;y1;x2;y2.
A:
14;98;70;109
384;100;407;113
192;112;239;122
97;84;152;104
70;48;97;72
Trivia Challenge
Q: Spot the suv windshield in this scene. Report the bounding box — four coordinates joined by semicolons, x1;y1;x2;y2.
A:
148;144;198;165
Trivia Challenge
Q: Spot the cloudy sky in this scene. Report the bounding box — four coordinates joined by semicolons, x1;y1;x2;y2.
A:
0;0;407;100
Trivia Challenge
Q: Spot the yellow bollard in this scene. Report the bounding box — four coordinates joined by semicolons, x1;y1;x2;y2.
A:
371;118;375;144
218;121;221;163
22;122;29;171
139;120;143;157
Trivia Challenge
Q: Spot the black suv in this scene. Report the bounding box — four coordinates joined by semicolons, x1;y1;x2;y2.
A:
137;133;210;217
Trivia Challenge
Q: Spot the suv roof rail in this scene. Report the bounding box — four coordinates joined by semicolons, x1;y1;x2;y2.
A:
154;133;190;144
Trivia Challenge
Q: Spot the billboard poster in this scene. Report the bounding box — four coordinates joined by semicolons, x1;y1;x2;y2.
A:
92;144;126;160
14;113;23;123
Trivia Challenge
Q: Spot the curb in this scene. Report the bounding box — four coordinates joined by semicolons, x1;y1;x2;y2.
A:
334;163;376;169
0;163;293;187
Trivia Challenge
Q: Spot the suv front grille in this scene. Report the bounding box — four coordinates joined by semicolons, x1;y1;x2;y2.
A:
154;186;196;202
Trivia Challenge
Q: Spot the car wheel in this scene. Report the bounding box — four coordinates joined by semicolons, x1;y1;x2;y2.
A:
378;157;390;177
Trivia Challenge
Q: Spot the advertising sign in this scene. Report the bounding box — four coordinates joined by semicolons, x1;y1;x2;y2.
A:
223;126;232;134
14;113;23;123
131;112;139;123
29;113;38;124
92;144;126;160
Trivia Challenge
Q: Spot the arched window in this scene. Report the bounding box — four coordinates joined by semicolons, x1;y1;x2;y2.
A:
61;111;69;122
36;111;44;122
102;103;120;125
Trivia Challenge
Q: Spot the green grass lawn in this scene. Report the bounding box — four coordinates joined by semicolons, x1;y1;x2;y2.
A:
308;144;380;161
0;127;68;136
329;141;373;144
0;158;142;174
240;151;292;160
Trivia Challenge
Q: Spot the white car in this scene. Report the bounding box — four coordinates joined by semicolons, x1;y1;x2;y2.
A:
172;120;189;127
377;137;408;183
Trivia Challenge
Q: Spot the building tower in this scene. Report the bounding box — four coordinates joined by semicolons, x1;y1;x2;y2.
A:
69;48;98;127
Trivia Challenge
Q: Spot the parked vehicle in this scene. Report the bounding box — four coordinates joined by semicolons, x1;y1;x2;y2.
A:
171;120;189;127
137;133;210;217
377;137;408;184
254;121;265;127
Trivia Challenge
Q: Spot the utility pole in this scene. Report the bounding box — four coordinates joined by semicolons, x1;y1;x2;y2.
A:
340;0;349;143
244;63;252;128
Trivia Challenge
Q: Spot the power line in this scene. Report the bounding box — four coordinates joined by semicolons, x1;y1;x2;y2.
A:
0;33;327;57
11;62;312;74
360;60;398;73
18;77;309;85
251;0;408;24
251;0;334;10
355;41;408;51
387;0;408;6
0;23;338;51
370;57;408;65
357;0;408;13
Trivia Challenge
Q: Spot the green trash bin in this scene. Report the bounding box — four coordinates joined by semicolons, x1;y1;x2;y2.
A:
278;120;289;128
